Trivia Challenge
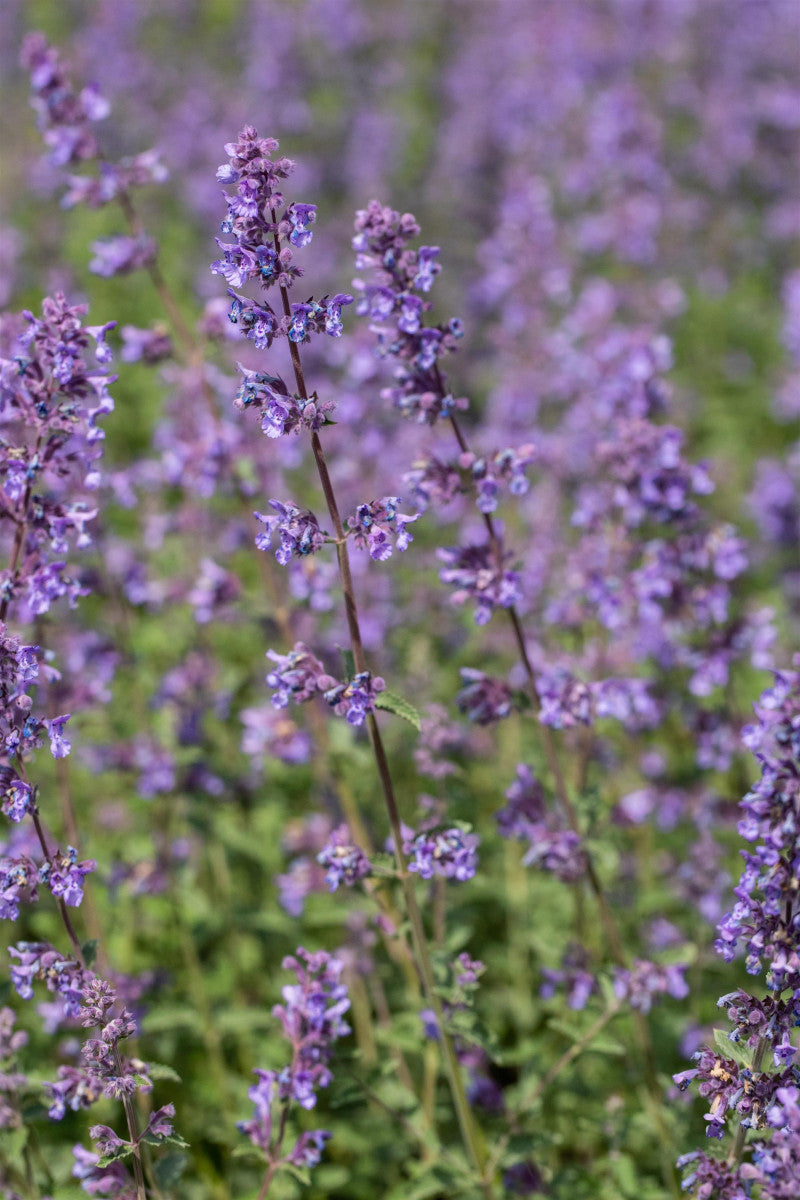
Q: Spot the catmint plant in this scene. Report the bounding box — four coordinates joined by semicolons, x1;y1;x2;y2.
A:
214;127;494;1194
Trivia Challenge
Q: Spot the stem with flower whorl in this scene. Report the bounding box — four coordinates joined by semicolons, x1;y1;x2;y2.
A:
277;286;494;1198
444;401;678;1196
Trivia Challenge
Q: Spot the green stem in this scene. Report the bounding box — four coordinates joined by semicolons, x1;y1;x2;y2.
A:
728;1035;769;1166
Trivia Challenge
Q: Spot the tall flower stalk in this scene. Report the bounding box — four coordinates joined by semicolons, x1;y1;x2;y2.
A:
676;663;800;1196
212;127;492;1195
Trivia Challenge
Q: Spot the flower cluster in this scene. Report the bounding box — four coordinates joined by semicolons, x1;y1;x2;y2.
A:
405;445;536;516
45;978;151;1121
715;663;800;992
238;949;350;1175
234;364;334;436
317;825;371;891
537;670;660;733
612;959;689;1015
456;669;515;725
403;826;479;882
212;126;352;348
0;295;114;613
346;497;418;561
21;34;166;282
266;650;386;726
255;500;328;564
20;33;109;167
677;663;800;1178
352;200;466;424
437;543;521;625
73;1100;178;1200
265;643;337;709
9;941;93;1019
496;765;585;883
323;671;386;727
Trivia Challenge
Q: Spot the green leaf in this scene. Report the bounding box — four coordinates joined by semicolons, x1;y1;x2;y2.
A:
96;1144;134;1168
340;647;356;678
142;1131;190;1149
547;1019;625;1057
154;1151;189;1190
0;1125;28;1168
282;1161;312;1186
713;1028;752;1069
81;939;99;967
375;690;421;730
231;1144;268;1164
148;1061;183;1083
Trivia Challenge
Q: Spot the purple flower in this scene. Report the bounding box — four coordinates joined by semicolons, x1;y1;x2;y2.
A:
20;34;107;166
419;1008;440;1040
404;826;479;882
255;501;328;564
119;325;172;364
89;235;156;278
9;942;92;1016
288;203;317;248
437;542;521;624
346;497;419;561
44;714;71;758
187;558;241;624
323;671;386;726
317;825;371;891
456;668;514;725
39;846;96;907
497;765;586;882
413;246;441;292
323;293;353;336
288;1129;331;1169
72;1142;135;1196
265;643;337;709
1;777;35;823
0;856;39;920
612;959;689;1014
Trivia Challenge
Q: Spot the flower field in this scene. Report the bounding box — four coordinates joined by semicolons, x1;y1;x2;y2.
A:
1;3;800;1197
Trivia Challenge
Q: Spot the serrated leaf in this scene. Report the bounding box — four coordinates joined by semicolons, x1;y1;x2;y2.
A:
148;1061;182;1083
142;1131;190;1150
154;1151;188;1190
713;1028;752;1069
375;690;421;730
232;1144;268;1164
96;1144;134;1168
282;1162;311;1186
